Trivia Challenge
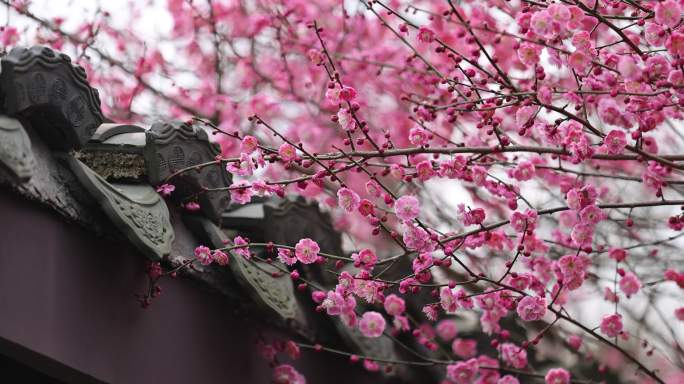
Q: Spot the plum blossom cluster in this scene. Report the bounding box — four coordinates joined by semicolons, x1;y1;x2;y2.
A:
12;0;684;382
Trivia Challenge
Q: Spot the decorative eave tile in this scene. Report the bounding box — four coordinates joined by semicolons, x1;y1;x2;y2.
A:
66;156;174;260
229;242;299;320
0;46;104;150
0;115;36;182
144;121;231;222
183;215;303;323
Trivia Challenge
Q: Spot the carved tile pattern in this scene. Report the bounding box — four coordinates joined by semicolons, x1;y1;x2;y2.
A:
145;121;231;222
67;157;174;260
0;117;36;181
109;194;170;247
231;255;298;320
28;72;46;103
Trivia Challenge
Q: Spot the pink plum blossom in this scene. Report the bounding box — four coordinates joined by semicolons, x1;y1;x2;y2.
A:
184;202;200;211
499;342;527;369
510;209;538;232
358;199;374;216
511;161;535;181
668;31;684;56
458;205;486;226
383;294;405;316
440;287;458;313
617;56;641;81
451;338;477;358
601;130;627;154
294;238;319;264
394;195;420;222
408;127;428;146
213;250;229;266
436;319;458;341
517;43;542;67
392;315;410;332
337;187;360;212
609;248;627;262
232;236;251;259
645;23;667;46
338;86;357;102
277;248;297;266
655;0;681;28
365;180;382;197
285;340;300;360
572;31;592;49
422;305;438;321
619;272;641;297
568;49;592;72
566;185;597;211
567;335;582;350
530;11;552;37
498;376;520;384
415;160;435;181
403;225;434;252
273;365;306;384
600;313;623;337
321;290;356;317
359;311;386;338
417;27;435;43
557;254;588;290
352;248;377;270
598;98;630;128
278;143;297;162
0;26;19;47
226;152;255;176
229;180;254;205
516;296;546;321
604;287;619;303
579;205;604;225
194;245;214;265
337;108;354;130
156;183;175;197
412;253;433;274
362;359;379;372
240;135;258;154
545;368;570;384
446;358;479;384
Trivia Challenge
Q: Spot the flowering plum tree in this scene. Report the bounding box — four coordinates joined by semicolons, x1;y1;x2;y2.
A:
4;0;684;383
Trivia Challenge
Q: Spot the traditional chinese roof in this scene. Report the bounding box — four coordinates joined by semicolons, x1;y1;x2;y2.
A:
0;45;421;382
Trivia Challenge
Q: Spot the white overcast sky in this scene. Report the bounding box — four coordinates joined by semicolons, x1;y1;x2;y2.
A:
3;0;171;40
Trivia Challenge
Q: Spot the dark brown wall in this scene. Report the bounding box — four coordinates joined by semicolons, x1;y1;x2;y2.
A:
0;190;380;384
